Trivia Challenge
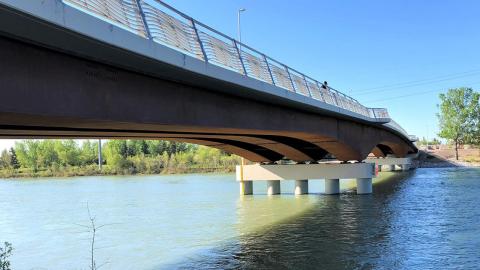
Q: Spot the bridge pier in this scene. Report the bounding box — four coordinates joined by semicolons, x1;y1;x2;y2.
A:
294;180;309;195
267;180;281;195
325;179;340;195
239;181;253;195
236;163;375;196
381;165;395;171
356;178;373;194
365;158;412;173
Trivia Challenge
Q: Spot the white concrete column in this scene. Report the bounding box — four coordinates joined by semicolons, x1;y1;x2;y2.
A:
267;180;281;195
294;180;308;195
325;179;340;195
239;181;253;195
356;178;372;194
381;165;394;171
401;164;410;171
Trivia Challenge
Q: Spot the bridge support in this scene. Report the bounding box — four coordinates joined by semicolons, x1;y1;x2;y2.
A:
267;180;281;195
356;178;373;194
365;158;412;173
294;180;308;195
239;181;253;195
381;165;394;171
325;179;340;195
236;163;375;196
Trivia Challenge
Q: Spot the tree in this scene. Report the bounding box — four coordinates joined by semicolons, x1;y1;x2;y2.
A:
15;140;41;172
9;148;20;169
0;150;10;170
437;87;480;160
0;242;13;270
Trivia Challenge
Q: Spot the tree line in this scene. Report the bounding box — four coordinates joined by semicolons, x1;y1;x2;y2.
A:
0;140;240;177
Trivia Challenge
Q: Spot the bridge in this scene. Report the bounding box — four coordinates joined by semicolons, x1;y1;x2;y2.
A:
0;0;418;194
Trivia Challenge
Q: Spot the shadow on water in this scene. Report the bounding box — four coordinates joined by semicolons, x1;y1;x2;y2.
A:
160;171;416;270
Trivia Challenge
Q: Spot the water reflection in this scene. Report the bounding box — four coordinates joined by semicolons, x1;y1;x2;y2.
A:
166;172;414;269
168;170;480;269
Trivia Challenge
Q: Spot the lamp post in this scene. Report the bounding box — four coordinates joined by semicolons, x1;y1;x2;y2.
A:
238;8;246;46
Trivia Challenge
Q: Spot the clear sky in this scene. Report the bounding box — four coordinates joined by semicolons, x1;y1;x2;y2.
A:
1;0;479;151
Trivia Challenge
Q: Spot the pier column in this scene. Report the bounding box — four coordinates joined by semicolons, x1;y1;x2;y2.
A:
325;179;340;195
381;165;394;172
267;180;281;195
401;164;410;171
239;181;253;195
356;178;372;194
294;180;308;195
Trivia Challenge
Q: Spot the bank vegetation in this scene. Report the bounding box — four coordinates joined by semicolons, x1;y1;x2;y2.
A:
0;140;241;178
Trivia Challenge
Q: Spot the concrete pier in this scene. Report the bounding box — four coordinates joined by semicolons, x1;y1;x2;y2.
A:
356;178;373;194
239;181;253;195
325;179;340;195
365;157;412;173
294;180;308;195
381;164;394;171
236;163;375;195
267;180;281;195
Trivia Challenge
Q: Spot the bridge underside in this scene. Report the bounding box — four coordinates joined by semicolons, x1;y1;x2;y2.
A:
0;36;416;162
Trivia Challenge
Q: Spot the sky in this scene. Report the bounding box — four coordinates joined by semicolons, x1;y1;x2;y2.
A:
1;0;479;151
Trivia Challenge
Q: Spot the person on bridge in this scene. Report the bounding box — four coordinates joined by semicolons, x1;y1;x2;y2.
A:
322;81;329;89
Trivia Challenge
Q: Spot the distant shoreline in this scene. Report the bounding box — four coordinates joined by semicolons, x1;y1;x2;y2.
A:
0;165;235;179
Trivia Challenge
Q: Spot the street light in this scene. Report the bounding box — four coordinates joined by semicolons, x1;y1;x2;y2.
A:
238;8;246;44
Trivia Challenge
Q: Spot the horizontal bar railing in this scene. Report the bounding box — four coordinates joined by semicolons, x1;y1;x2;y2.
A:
62;0;390;121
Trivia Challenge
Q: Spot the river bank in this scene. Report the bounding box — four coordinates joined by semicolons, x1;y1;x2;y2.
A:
415;149;480;168
0;165;236;179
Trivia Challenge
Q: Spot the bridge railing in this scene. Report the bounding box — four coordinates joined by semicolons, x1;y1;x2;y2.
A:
62;0;390;120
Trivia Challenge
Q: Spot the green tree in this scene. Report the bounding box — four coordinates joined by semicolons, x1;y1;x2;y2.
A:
0;242;13;270
79;140;98;166
9;148;20;169
54;140;80;166
15;140;41;172
437;87;480;160
0;150;10;170
104;140;128;169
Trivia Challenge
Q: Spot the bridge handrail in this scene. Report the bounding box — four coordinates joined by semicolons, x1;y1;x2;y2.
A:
62;0;389;120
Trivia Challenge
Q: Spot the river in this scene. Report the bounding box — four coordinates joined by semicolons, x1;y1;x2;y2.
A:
1;168;479;269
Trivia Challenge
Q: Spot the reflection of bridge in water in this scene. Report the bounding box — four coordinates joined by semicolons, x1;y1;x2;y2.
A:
0;0;417;194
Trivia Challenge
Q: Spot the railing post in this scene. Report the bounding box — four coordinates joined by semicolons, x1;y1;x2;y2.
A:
285;66;297;93
263;55;276;85
135;0;152;39
233;40;248;76
332;90;340;107
191;19;208;62
302;75;313;98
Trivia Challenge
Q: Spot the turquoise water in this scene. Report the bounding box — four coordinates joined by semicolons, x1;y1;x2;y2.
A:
1;168;479;269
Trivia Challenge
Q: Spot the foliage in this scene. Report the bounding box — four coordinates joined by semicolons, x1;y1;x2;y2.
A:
1;139;240;178
9;148;19;169
437;87;480;160
418;137;441;146
0;242;13;270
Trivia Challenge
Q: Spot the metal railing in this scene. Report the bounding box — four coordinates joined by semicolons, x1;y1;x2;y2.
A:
62;0;390;120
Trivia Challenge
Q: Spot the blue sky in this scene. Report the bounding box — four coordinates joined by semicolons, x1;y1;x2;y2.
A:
1;0;479;151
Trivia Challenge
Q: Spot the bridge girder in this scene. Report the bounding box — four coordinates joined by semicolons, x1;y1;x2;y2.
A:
0;36;416;162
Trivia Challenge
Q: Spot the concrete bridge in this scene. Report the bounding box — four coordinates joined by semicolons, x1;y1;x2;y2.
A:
0;0;418;194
